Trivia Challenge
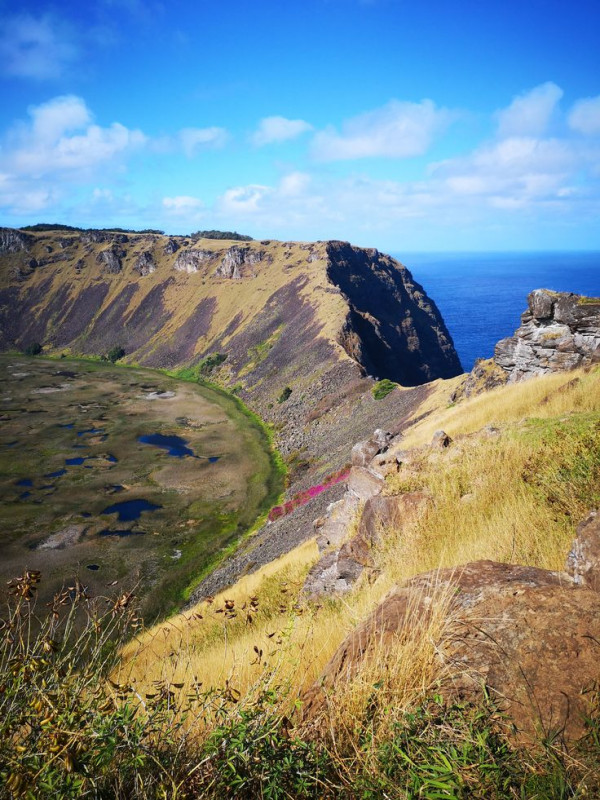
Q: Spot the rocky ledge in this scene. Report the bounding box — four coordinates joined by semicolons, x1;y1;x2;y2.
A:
495;289;600;382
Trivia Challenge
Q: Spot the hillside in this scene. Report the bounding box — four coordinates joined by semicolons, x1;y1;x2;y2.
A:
0;231;461;470
2;276;600;797
0;228;464;585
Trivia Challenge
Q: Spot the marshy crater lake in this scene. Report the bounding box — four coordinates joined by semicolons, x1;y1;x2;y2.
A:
0;355;281;620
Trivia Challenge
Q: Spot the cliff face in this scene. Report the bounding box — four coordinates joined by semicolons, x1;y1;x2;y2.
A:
326;241;461;385
0;228;461;481
495;289;600;381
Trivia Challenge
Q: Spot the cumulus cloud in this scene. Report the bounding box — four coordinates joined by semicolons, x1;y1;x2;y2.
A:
3;95;146;179
252;116;313;146
431;135;577;209
162;195;204;214
178;127;229;157
496;82;563;138
0;95;147;215
219;184;273;214
568;95;600;135
0;14;78;80
311;99;453;160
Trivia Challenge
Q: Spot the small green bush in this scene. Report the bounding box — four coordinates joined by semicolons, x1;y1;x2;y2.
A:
199;352;227;375
23;342;42;356
278;386;292;404
372;378;397;400
106;345;125;363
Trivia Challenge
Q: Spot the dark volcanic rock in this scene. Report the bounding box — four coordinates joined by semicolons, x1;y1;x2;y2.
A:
494;289;600;382
326;241;462;386
164;238;180;255
97;247;123;274
82;231;129;245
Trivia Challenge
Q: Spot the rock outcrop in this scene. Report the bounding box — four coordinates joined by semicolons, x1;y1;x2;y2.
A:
0;228;32;254
97;247;123;274
215;246;266;279
173;249;214;273
566;510;600;592
304;428;430;597
134;251;156;276
304;553;600;745
495;289;600;382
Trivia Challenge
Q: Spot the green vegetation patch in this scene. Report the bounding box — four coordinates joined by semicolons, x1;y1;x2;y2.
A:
372;378;397;400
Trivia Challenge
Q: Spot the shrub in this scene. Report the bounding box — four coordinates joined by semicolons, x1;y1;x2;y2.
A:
198;352;227;375
107;345;125;363
23;342;42;356
372;378;397;400
278;386;292;404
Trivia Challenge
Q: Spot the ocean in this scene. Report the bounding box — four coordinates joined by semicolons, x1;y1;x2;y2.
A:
396;252;600;373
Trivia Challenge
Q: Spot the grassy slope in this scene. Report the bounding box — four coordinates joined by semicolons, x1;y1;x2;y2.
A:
121;366;600;703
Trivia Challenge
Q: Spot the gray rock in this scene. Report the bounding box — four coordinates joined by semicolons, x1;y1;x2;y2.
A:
215;246;266;279
173;249;214;273
494;290;600;382
97;247;123;274
134;250;156;276
0;228;32;254
347;466;385;501
164;238;180;255
431;430;452;448
351;439;380;466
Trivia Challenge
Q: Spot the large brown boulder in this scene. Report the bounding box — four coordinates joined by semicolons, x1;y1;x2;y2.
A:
304;560;600;744
567;510;600;592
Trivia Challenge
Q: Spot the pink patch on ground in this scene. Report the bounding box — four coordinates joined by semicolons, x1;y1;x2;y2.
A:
267;467;350;522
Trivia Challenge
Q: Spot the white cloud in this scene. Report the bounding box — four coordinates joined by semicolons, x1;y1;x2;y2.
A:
3;95;146;179
252;116;313;146
0;95;147;216
0;14;78;80
432;136;576;208
278;172;311;197
219;184;273;214
568;95;600;136
311;99;453;160
496;82;563;138
178;127;229;157
163;195;204;214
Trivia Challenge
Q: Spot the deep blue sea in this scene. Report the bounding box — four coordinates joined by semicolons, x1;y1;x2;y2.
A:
394;252;600;372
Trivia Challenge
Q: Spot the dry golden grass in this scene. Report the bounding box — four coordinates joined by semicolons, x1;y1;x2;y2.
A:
314;578;458;757
402;366;599;448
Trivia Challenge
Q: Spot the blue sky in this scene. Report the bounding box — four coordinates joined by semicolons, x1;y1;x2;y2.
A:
0;0;599;251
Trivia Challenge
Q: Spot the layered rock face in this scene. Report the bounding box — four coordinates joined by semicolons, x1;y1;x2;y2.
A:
495;289;600;381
